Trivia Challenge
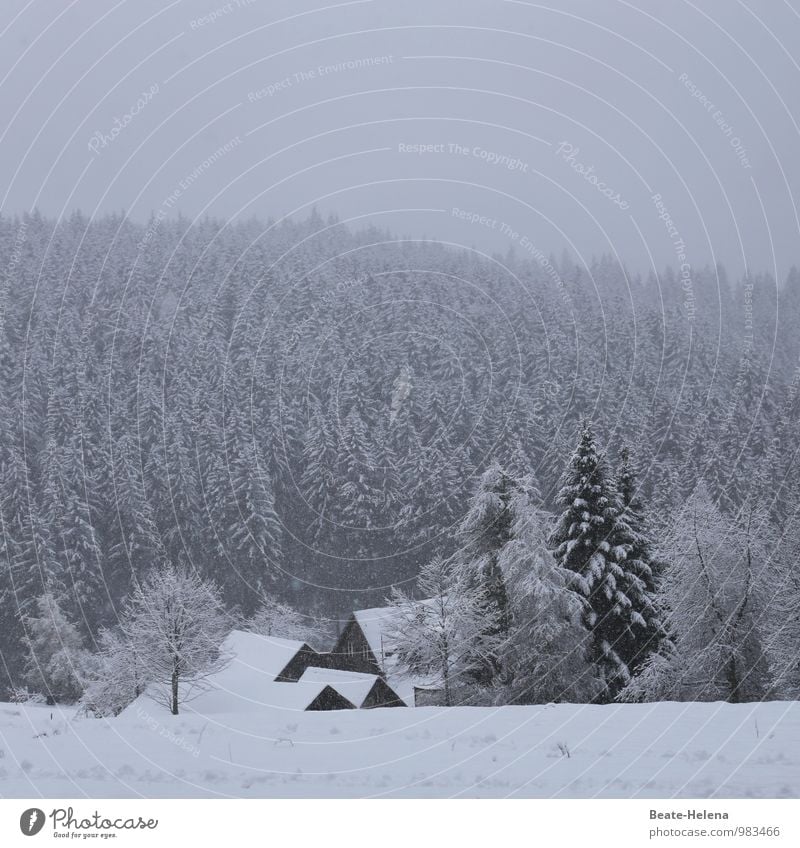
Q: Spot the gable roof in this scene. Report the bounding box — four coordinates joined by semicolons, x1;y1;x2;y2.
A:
224;630;319;678
298;667;400;708
305;686;356;711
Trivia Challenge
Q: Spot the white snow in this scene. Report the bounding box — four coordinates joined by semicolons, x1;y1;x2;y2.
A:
0;699;797;798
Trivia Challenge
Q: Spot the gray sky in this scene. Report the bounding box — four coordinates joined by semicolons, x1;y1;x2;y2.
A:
1;0;799;281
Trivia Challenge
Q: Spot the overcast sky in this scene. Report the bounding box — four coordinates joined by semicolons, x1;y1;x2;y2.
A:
1;0;799;281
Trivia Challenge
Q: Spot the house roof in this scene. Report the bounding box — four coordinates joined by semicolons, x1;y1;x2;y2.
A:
223;630;315;678
298;666;399;708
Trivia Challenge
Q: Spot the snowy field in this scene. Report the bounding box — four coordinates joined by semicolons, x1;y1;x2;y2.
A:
1;700;798;798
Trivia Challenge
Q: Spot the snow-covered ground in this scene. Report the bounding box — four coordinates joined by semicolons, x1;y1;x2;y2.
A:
0;699;797;798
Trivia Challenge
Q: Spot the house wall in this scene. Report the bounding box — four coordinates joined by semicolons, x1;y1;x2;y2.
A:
329;619;382;675
414;687;444;707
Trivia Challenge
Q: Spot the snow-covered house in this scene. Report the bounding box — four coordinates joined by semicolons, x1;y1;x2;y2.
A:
330;606;442;705
130;630;408;715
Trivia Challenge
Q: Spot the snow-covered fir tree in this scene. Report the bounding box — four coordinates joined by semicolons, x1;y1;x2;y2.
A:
550;423;652;701
227;419;282;614
81;627;148;717
613;446;667;675
765;512;800;698
22;591;90;703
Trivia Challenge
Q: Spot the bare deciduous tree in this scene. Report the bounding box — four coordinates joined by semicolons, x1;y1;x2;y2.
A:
122;567;231;715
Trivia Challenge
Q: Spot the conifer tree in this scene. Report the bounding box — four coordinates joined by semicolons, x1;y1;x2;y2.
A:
22;591;90;703
81;626;148;717
613;447;667;675
60;446;106;632
222;411;282;613
550;423;642;700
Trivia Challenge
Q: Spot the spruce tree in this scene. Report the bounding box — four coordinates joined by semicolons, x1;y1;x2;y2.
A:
300;401;338;539
613;447;667;675
550;423;641;700
22;592;89;703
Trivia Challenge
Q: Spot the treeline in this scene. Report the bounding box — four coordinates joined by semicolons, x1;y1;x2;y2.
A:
1;210;799;699
15;422;797;711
